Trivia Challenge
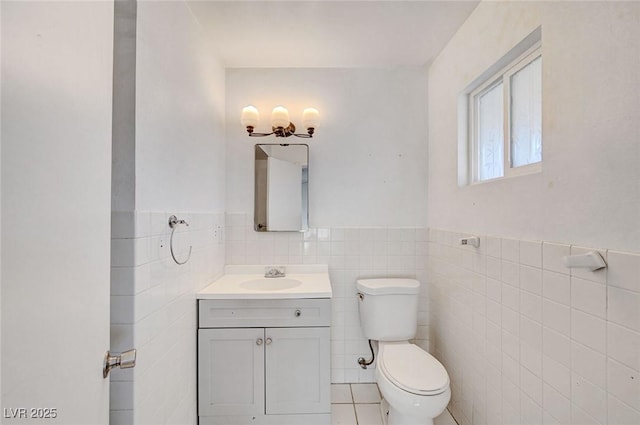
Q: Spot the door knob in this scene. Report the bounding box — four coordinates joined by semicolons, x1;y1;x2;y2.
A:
265;337;272;345
103;349;136;378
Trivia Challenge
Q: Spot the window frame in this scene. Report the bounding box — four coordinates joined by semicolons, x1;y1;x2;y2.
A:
469;43;542;184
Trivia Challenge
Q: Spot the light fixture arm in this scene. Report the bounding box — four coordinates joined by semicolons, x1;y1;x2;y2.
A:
246;122;314;138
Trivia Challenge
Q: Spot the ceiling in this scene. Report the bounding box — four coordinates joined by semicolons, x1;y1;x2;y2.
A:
186;1;480;68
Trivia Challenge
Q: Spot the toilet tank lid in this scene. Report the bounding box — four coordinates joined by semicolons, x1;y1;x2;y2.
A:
356;278;420;295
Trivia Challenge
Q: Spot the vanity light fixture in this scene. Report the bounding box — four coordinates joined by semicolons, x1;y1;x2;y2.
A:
241;105;319;138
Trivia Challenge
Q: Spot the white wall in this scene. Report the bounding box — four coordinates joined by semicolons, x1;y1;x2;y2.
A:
428;1;640;253
226;68;428;228
2;1;114;422
135;2;225;212
110;1;226;424
427;2;640;425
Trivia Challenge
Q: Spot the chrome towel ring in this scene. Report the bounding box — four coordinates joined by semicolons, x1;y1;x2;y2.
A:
168;215;192;265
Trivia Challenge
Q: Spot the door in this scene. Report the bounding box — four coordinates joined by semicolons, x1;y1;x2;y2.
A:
198;328;265;417
1;1;114;423
265;327;331;414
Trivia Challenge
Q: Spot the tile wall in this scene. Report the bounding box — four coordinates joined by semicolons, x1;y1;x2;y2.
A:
110;211;225;425
427;228;640;425
225;213;430;383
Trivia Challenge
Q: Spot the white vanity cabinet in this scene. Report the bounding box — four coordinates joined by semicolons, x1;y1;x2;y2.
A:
198;298;331;425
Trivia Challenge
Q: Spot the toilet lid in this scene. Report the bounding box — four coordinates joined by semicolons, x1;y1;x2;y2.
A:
379;344;449;396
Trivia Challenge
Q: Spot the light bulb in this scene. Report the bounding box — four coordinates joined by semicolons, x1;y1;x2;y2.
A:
302;108;319;130
271;106;290;129
241;105;259;128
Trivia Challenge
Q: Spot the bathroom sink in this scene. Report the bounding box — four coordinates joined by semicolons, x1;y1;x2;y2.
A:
197;265;332;299
240;278;302;291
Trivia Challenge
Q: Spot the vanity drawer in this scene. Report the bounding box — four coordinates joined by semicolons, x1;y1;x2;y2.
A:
199;298;331;328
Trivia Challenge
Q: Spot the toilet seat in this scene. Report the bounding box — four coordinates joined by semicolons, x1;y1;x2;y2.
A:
379;344;449;396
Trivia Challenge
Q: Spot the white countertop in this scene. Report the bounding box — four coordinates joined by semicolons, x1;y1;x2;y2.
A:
197;264;333;300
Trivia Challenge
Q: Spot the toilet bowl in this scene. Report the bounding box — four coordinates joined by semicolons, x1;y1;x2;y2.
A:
376;342;450;425
356;278;451;425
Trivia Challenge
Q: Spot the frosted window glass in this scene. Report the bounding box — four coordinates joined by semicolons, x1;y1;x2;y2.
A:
510;56;542;167
478;82;504;181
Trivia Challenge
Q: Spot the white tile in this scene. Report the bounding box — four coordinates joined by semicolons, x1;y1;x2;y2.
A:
354;404;383;425
571;277;606;318
520;240;542;268
608;394;640;425
542;299;570;336
503;352;520;384
542;242;570;274
331;384;353;404
486;256;501;280
607;250;640;292
486;278;501;302
543;328;570;367
331;404;357;425
501;260;519;287
542;270;570;305
110;381;133;410
317;228;331;242
608;285;640;332
501;238;520;263
485;235;501;258
543;355;571;397
571;309;606;354
569;246;607;284
134;211;151;238
543;383;571;424
571;404;602;425
112;211;135;239
520;342;542;377
502;328;520;360
111;266;135;296
331;228;345;241
520;265;542;295
520;291;542;323
351;383;381;403
111;239;135;267
111;295;134;325
520;316;542;348
571;372;607;424
521;366;542;404
521;392;543;425
502;283;519;311
608;359;640;410
571;341;606;388
608;322;640;371
109;410;133;425
502;306;519;336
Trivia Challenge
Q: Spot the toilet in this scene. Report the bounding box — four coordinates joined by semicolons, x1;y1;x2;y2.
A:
356;278;451;425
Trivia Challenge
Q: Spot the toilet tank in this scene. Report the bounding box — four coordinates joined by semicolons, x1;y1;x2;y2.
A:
356;278;420;341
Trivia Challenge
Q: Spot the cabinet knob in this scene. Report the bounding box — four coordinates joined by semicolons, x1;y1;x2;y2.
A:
265;337;272;345
294;309;301;317
256;338;263;346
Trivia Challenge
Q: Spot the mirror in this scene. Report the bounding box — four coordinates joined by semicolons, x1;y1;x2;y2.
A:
254;144;309;232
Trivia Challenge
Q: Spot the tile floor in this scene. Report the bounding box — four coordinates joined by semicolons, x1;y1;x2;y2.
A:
331;383;458;425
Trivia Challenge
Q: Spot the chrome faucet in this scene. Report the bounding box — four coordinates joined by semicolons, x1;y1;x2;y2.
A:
264;266;286;278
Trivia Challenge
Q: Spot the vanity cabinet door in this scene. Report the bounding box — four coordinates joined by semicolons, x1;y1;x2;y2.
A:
265;327;331;415
198;328;265;417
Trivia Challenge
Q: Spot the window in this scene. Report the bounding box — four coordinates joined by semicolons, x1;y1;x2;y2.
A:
469;44;542;182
